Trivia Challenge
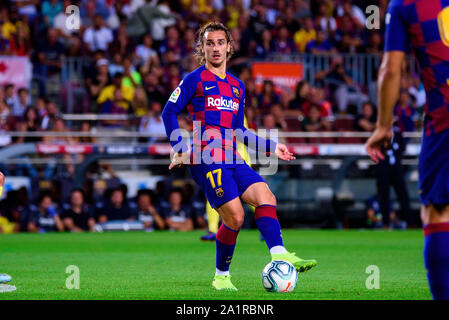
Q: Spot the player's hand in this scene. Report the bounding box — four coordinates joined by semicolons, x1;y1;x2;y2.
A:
365;126;393;163
275;143;296;161
168;152;189;170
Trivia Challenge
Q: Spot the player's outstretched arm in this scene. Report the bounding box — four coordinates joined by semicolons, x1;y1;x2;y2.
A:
366;51;405;163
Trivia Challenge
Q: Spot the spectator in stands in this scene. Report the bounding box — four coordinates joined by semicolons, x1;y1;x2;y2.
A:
269;104;288;131
142;72;166;105
108;52;125;77
287;80;310;117
294;16;316;53
138;101;166;143
255;28;275;59
41;0;63;29
336;0;366;32
159;25;183;62
163;188;194;232
354;101;376;133
408;74;426;110
130;86;149;117
315;55;368;114
53;0;78;39
83;14;113;52
284;5;300;35
122;56;142;89
9;24;31;56
16;106;40;143
316;1;337;37
61;188;95;232
302;103;332;132
41;100;61;131
12;87;30;118
97;188;137;223
136;189;166;231
335;31;362;53
125;0;175;40
99;87;128;127
34;28;65;97
110;20;132;57
249;5;271;36
305;29;336;54
394;90;416;133
257;80;280;115
97;72;134;112
85;58;111;105
273;26;297;54
4;84;16;109
26;192;63;233
0;87;11;128
311;87;333;117
135;33;159;69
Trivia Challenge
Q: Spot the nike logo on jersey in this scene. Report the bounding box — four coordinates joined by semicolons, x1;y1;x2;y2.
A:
205;86;216;90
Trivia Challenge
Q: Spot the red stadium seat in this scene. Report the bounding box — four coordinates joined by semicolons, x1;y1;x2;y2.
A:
333;117;363;143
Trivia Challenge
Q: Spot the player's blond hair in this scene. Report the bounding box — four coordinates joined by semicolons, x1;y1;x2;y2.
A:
194;21;234;65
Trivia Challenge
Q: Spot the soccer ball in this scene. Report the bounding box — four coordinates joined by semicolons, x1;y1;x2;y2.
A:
262;260;298;293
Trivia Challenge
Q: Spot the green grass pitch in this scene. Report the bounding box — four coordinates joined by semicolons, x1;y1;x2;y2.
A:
0;230;430;300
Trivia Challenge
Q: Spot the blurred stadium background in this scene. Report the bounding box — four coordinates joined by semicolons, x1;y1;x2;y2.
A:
0;0;425;234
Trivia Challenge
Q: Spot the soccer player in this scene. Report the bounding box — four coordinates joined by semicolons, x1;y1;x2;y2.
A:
366;0;449;299
162;21;317;291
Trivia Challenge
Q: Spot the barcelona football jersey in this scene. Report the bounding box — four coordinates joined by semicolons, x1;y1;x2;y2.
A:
385;0;449;136
162;65;276;164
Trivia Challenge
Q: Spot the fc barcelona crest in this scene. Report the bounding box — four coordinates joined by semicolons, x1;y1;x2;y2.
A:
216;187;224;198
232;87;240;98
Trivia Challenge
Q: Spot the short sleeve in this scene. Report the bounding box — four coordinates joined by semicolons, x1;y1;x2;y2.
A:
385;0;410;52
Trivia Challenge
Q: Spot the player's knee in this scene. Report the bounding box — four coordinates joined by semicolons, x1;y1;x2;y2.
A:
228;214;244;230
263;192;276;207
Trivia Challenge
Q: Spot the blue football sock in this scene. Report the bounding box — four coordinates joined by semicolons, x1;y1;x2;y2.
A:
255;205;284;250
424;223;449;300
215;224;239;272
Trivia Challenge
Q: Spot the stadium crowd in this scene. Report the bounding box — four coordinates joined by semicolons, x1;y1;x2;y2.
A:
0;0;425;232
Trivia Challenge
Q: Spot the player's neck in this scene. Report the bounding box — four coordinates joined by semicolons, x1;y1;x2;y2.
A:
205;62;226;79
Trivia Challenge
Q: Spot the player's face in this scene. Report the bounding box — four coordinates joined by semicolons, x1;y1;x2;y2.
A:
203;30;230;67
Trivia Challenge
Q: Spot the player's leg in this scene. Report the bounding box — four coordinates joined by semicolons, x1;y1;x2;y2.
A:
234;162;317;272
189;164;241;290
418;133;449;300
200;200;219;241
422;204;449;300
212;197;244;290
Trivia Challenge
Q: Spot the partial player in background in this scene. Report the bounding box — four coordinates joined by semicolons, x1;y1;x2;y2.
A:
162;22;317;291
366;0;449;299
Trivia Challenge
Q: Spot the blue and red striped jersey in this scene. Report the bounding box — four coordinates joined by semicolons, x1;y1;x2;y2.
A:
385;0;449;135
162;65;277;164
